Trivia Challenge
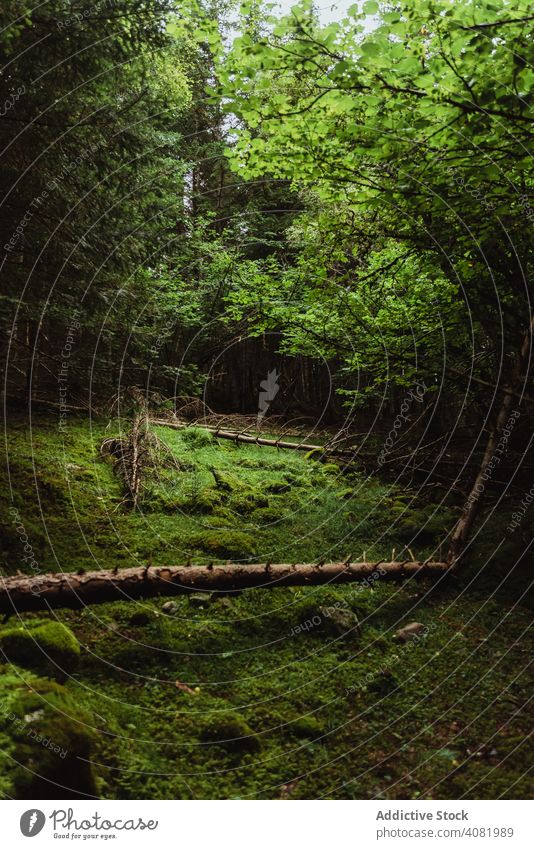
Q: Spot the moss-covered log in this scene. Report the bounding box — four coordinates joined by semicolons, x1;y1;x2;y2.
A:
0;561;449;613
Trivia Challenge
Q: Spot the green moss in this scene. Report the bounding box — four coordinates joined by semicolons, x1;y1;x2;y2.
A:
228;489;269;514
1;414;532;800
204;515;232;528
322;463;341;475
141;488;185;513
0;620;81;681
189;530;258;558
264;481;291;494
191;487;223;513
211;468;242;492
391;504;457;543
287;715;323;739
199;713;261;753
128;611;152;627
250;507;282;524
0;669;96;799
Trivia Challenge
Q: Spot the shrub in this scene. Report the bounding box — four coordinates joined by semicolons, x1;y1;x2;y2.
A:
180;427;213;448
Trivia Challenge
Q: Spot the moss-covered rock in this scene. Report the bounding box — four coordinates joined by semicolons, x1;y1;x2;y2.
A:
0;619;81;681
264;481;291;494
189;530;258;558
199;713;260;753
204;515;233;528
188;592;212;609
228;489;269;515
287;715;323;739
191;487;223;513
0;669;97;799
317;605;361;639
250;507;282;525
211;468;242;491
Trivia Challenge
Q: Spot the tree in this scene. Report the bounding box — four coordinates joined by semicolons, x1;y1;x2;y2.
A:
220;0;533;391
218;0;534;557
0;1;191;403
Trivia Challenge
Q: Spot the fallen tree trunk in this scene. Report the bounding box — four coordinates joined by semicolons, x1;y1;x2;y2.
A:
0;561;449;613
151;418;341;454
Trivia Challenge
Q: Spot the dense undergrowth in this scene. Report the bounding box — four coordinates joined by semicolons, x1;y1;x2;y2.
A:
0;416;532;799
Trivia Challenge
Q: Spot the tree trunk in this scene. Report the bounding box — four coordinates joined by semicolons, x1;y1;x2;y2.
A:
448;314;534;564
0;560;448;613
151;419;334;454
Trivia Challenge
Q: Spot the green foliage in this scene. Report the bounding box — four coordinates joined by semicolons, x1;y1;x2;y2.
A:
220;0;534;400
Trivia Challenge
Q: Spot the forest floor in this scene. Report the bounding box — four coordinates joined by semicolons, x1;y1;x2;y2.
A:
0;415;532;799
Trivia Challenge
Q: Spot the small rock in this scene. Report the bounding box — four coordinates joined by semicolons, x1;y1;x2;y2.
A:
393;622;426;642
188;592;212;609
161;601;179;615
318;605;360;638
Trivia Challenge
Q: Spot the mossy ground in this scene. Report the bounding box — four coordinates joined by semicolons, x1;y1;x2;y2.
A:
0;415;532;799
